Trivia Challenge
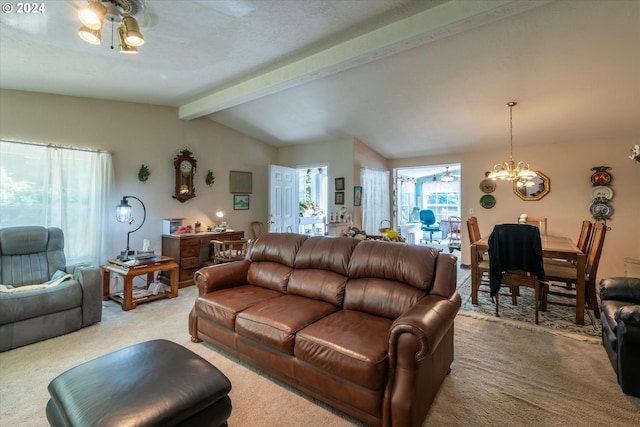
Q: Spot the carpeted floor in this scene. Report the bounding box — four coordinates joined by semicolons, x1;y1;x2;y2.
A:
1;279;638;426
456;269;602;341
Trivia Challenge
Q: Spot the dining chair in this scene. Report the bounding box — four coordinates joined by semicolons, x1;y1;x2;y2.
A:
467;217;517;307
542;221;608;318
577;219;593;254
210;239;249;264
524;216;548;237
546;220;592;271
447;216;461;253
488;224;546;324
419;210;440;243
250;221;266;241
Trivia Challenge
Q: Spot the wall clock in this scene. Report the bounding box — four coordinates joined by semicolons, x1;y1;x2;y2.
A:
173;149;197;203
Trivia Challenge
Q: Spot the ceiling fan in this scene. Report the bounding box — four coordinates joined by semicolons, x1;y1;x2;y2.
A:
76;0;148;53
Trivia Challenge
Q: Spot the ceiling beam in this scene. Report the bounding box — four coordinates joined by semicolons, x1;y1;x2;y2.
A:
179;0;549;120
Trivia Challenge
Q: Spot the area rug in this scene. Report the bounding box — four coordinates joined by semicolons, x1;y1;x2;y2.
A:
457;268;601;341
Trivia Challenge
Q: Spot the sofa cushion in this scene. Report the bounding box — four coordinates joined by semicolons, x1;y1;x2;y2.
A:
0;280;82;325
347;240;438;290
344;277;424;319
294;236;359;275
247;262;293;293
236;295;338;354
195;285;283;331
288;270;348;307
286;236;358;306
295;309;392;390
249;233;308;267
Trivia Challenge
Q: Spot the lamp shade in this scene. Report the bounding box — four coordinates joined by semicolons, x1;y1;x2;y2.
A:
78;26;101;45
117;27;138;54
121;15;144;46
78;1;107;30
116;198;132;223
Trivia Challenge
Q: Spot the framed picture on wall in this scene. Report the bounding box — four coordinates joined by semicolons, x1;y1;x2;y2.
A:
335;177;345;191
354;186;362;206
233;195;249;210
335;192;344;205
230;171;252;194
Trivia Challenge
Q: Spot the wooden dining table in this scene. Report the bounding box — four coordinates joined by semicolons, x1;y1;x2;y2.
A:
471;235;586;325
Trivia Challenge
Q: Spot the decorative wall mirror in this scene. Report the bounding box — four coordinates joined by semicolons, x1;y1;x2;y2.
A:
513;171;550;201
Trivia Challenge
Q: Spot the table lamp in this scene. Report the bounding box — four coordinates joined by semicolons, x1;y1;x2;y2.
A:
116;195;146;260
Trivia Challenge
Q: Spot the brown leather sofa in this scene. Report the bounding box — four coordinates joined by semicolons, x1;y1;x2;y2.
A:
189;233;461;427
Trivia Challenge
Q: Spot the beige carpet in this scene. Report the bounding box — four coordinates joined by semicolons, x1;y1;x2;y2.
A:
1;284;639;427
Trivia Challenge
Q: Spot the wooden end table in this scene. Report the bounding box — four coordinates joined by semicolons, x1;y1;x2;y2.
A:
102;256;179;311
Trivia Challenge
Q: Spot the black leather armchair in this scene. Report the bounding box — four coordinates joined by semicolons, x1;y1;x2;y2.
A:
599;277;640;397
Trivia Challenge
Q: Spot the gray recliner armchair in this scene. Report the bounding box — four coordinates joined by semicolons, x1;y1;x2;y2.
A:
0;226;102;352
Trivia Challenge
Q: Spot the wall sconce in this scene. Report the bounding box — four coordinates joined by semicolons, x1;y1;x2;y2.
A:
116;195;146;260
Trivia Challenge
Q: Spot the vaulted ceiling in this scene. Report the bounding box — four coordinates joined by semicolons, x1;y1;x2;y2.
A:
1;0;638;158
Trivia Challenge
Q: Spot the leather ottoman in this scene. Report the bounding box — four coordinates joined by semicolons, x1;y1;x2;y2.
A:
46;339;232;427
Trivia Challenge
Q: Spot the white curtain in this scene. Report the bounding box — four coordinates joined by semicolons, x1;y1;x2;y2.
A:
361;167;390;235
0;140;113;266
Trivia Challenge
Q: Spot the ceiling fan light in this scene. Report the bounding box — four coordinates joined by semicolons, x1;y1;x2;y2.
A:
117;27;138;54
78;1;107;30
78;26;101;45
121;15;144;46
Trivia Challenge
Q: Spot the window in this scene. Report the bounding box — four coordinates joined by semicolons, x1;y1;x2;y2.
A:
421;183;461;222
0;140;113;266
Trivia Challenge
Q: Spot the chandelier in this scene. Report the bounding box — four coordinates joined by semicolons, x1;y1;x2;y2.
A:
487;102;537;183
78;0;145;54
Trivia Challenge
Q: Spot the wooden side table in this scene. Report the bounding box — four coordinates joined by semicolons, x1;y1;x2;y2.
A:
102;256;179;311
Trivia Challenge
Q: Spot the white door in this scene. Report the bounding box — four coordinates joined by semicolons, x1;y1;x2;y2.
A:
269;165;298;233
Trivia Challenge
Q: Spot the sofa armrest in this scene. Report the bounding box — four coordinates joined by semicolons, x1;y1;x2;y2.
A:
71;265;102;326
194;260;251;296
600;277;640;303
616;317;640;396
390;292;462;360
385;292;461;427
616;305;640;327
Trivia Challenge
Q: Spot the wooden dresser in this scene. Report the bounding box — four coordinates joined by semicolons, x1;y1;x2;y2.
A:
162;230;244;287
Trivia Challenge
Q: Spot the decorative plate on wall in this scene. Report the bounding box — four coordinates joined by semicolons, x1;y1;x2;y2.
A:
590;201;613;220
592;186;613;201
479;179;496;194
590;167;612;186
480;194;496;209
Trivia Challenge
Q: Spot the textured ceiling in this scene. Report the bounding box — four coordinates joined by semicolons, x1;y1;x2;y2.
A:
1;0;638;159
